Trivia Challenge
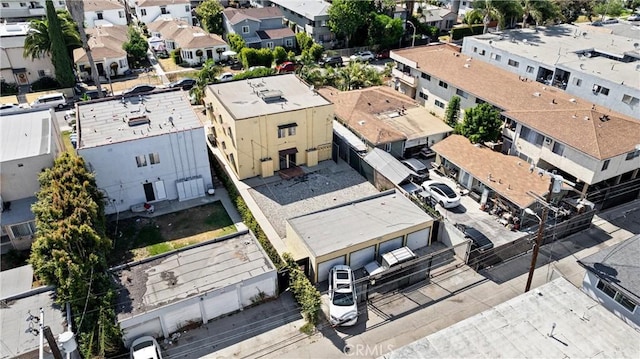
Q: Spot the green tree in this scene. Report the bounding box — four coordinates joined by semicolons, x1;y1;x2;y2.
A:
455;103;502;143
67;0;104;97
23;11;80;60
45;0;75;87
328;0;372;48
273;46;288;64
122;26;149;62
593;0;625;17
30;153;121;357
195;0;224;34
553;0;590;22
301;43;324;63
334;61;383;91
444;95;461;127
191;59;222;104
295;32;314;52
468;0;513;33
227;33;246;53
368;13;404;49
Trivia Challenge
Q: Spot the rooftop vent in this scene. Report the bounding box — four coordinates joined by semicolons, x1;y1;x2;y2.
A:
258;89;284;102
128;115;150;127
599;115;610;122
533;92;541;97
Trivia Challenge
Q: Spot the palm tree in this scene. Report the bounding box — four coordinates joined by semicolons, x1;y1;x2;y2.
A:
191;59;222;104
67;0;103;97
521;0;544;28
23;13;81;60
468;0;505;34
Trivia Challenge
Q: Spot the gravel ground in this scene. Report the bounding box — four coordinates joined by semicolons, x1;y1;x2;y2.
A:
247;161;379;237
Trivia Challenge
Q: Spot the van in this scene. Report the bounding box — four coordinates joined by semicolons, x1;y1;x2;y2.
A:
30;92;67;109
364;247;417;276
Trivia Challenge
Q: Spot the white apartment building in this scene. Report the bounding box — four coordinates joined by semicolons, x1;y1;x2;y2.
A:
84;0;128;28
129;0;192;26
0;0;66;22
0;22;55;86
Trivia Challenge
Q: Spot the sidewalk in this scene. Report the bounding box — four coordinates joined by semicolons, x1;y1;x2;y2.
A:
147;49;169;85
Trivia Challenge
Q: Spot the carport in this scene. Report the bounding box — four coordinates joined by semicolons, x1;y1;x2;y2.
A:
285;189;434;283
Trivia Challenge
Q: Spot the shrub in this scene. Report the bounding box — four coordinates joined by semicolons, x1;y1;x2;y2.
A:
273;46;288;65
171;48;182;65
31;76;60;91
233;67;276;80
283;253;321;326
0;81;18;95
450;24;484;41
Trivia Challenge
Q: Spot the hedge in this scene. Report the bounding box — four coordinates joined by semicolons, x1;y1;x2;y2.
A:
450;24;485;41
284;253;321;326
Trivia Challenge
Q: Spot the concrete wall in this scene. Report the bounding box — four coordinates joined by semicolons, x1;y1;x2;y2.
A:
78;127;213;214
581;271;640;331
120;270;277;347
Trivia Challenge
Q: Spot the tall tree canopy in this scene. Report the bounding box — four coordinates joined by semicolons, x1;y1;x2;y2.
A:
45;0;75;87
123;26;149;60
368;13;404;49
30;153;121;357
444;95;461;128
195;0;224;34
328;0;374;48
23;9;80;60
455;103;502;143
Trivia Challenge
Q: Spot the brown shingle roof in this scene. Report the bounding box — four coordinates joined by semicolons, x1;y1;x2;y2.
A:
222;7;284;25
148;19;225;48
256;27;295;40
432;135;550;208
73;25;128;62
83;0;123;12
393;44;640;160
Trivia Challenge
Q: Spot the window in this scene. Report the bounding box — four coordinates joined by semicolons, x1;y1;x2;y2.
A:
182;50;193;59
573;78;582;86
185;5;189;11
490;53;501;61
552;142;565;156
592;84;609;95
421;73;431;80
160;6;167;14
526;66;534;73
136;155;147;167
285;39;293;47
149;153;160;164
278;128;286;138
141;8;147;16
419;92;428;100
266;41;274;49
622;94;639;105
507;59;519;67
478;49;485;56
277;123;297;138
20;2;27;7
119;59;127;68
438;80;448;89
625;150;640;160
38;70;45;77
1;3;9;7
597;280;637;312
97;11;103;19
473;47;477;53
384;143;391;152
435;100;445;108
10;221;36;237
475;98;485;104
520;126;543;146
601;159;610;171
118;10;124;18
58;0;64;4
455;89;468;99
242;26;250;34
288;126;296;136
600;87;609;96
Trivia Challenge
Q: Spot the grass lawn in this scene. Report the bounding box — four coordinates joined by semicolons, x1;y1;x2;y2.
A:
158;57;195;72
166;70;200;82
61;131;74;152
109;201;236;264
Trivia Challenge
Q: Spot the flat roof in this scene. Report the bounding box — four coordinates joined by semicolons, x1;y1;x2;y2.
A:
578;234;640;302
0;196;37;227
269;0;330;17
333;120;366;152
364;148;415;185
0;265;33;299
76;89;202;149
381;278;640;359
113;231;275;319
0;22;29;37
0;109;52;162
288;190;433;258
0;289;67;359
432;135;549;208
206;74;331;120
391;44;640;160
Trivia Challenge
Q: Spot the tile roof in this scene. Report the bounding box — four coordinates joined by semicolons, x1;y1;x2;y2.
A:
256;27;295;40
222;7;284;25
149;19;225;48
83;0;124;12
74;25;128;62
431;135;550;208
392;44;640;160
318;86;452;146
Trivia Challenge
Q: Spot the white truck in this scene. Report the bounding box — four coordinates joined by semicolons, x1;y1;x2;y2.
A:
363;247;417;276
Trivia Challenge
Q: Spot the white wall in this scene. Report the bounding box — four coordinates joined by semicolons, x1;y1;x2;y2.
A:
84;9;128;28
1;41;55;84
581;271;640;331
78;128;212;214
137;3;192;25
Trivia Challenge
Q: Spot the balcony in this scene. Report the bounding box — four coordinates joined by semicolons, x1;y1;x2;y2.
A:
392;68;416;87
29;7;46;16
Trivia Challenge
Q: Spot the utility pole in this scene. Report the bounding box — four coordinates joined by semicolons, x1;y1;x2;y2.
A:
524;171;556;292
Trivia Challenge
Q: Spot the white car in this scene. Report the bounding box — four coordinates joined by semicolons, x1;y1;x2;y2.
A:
421;180;461;209
130;336;163;359
328;265;358;327
628;13;640;21
349;51;375;62
217;72;234;82
0;103;26;114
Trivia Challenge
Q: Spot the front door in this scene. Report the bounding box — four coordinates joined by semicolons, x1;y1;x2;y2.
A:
143;182;155;202
16;72;28;84
96;62;105;77
278;148;298;170
206;49;213;60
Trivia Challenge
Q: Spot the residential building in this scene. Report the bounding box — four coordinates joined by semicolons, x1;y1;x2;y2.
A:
113;230;277;347
83;0;127;28
0;22;55;86
460;24;640;119
286;189;434;283
222;7;295;50
578;234;640;330
0;109;62;252
75;89;213;215
73;24;130;81
390;44;640;196
130;0;192;25
0;0;67;22
204;74;334;180
384;278;640;358
417;5;456;32
148;19;227;65
318;86;452;159
268;0;334;48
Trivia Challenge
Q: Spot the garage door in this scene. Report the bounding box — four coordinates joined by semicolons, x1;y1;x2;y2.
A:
379;237;403;256
406;228;431;251
122;318;162;348
316;256;345;283
349;246;375;270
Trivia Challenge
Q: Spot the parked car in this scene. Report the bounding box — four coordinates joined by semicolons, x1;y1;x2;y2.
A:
130;336;163;359
0;103;26;114
421;180;461;208
217;72;234;82
401;158;430;182
418;147;435;159
319;55;343;67
168;78;196;90
364;246;417;276
30;92;68;109
328;265;358;327
350;51;375;62
276;61;298;73
455;223;494;251
628;13;640;21
375;49;390;59
122;84;156;96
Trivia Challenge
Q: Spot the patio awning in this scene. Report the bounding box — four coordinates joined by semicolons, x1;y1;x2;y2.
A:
364;148;415;185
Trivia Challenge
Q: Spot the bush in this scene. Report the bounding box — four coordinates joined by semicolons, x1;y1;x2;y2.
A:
273;46;288;65
284;253;321;326
450;24;484;41
0;81;18;95
239;47;274;69
233;67;276;80
171;48;182;65
31;76;60;91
